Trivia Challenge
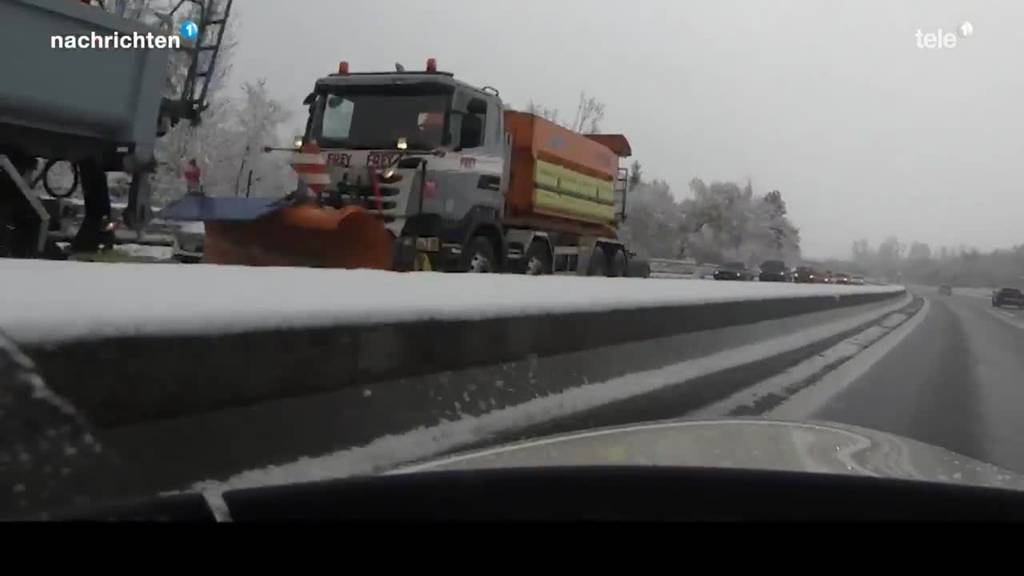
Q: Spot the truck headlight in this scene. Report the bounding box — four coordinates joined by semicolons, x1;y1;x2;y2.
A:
379;169;403;184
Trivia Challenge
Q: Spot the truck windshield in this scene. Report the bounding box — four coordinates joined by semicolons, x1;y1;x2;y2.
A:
316;87;451;151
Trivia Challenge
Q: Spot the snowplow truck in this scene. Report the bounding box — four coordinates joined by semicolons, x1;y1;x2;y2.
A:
191;59;645;276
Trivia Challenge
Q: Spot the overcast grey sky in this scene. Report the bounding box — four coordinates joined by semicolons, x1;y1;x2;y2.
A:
229;0;1023;259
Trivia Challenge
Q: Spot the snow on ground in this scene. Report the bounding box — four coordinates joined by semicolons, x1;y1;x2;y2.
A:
177;221;205;234
111;244;176;261
0;259;903;344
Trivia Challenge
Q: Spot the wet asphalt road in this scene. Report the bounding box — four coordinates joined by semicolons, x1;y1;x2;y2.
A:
812;288;1024;474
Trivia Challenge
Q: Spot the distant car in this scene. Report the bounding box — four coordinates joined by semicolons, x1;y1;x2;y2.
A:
758;260;790;282
793;266;822;284
172;221;205;264
850;275;865;286
714;262;754;281
992;288;1024;309
938;285;953;296
833;272;852;285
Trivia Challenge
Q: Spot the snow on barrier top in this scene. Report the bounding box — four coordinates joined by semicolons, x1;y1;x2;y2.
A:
1;260;904;344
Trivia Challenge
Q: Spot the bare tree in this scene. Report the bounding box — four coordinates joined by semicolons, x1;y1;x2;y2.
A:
570;91;605;134
852;239;872;264
527;91;606;134
628;160;643;189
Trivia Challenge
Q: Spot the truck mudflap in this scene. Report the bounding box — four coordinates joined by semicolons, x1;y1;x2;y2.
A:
158;195;394;270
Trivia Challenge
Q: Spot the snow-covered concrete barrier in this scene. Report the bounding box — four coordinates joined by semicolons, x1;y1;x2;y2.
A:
0;260;908;511
3;260;903;426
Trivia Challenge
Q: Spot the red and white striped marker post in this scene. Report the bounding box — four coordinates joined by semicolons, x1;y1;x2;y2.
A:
289;141;330;198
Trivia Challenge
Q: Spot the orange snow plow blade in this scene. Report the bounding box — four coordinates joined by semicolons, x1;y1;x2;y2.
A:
204;204;394;269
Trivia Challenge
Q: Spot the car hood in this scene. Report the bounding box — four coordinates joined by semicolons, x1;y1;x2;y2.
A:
394;419;1024;491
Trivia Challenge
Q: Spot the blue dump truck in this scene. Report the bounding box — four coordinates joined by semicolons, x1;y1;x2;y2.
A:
0;0;231;257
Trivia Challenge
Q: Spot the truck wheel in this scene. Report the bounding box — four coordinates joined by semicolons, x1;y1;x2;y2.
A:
606;246;627;277
464;236;496;273
586;248;608;277
525;240;552;275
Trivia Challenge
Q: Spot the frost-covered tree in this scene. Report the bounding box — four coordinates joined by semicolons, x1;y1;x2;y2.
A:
233;80;293;198
850;236;1024;287
152;78;292;200
621;175;802;264
618;179;686;258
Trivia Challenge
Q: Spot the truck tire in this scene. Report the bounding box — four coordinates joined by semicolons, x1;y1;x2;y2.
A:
463;236;496;273
392;238;418;272
525;240;552;275
606;246;627;277
586;248;608;277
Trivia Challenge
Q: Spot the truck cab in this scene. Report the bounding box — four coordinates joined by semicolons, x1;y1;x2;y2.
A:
302;60;508;271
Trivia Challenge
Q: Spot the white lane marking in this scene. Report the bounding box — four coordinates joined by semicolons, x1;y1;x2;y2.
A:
192;295;912;494
765;297;931;420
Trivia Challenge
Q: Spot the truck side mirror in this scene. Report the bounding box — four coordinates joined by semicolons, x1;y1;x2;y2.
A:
302;92;316;106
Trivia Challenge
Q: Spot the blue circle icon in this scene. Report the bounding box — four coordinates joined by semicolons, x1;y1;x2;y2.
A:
179;20;199;41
